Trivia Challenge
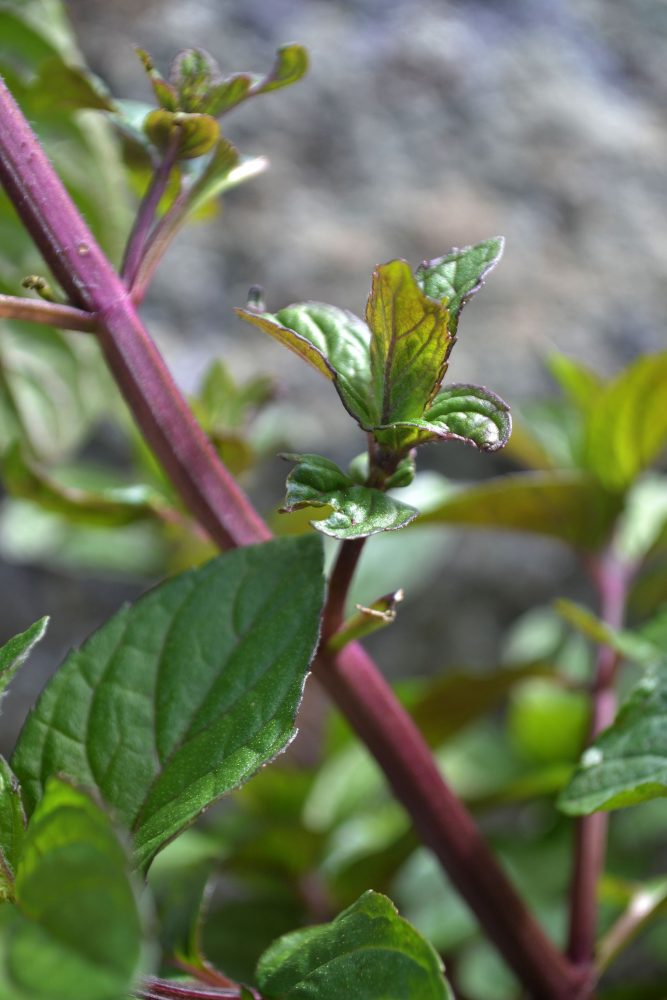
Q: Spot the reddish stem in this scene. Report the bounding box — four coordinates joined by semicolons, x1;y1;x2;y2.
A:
0;74;588;1000
138;981;261;1000
0;293;96;331
567;551;629;970
322;537;366;641
122;133;181;289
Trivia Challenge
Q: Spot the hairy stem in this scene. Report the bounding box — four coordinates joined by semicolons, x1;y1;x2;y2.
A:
567;550;629;969
122;133;181;288
0;75;589;1000
0;293;96;332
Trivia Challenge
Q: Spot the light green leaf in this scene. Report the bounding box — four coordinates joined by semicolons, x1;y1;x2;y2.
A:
415;237;504;330
559;666;667;815
136;47;179;111
547;354;602;413
143;109;220;159
508;679;589;764
0;758;26;898
418;471;623;551
281;454;419;539
204;44;308;117
0;777;145;1000
256;890;452;1000
237;304;374;426
0;617;48;706
367;259;451;424
377;383;511;453
12;537;325;870
584;352;667;492
555;599;661;667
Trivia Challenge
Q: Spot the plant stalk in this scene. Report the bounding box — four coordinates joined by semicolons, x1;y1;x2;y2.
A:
0;75;588;1000
567;550;629;969
0;293;96;331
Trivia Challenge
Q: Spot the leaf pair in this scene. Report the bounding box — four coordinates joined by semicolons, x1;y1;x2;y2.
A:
238;239;510;458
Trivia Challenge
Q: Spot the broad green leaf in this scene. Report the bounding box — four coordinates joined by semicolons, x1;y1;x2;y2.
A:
377;383;511;453
281;454;419;539
204;44;308;117
0;759;26;897
0;617;48;706
418;471;623;550
12;536;325;870
415;237;504;329
367;259;451;424
559;666;667;815
144;109;220;159
0;777;145;1000
256;890;452;1000
585;353;667;492
237;304;374;426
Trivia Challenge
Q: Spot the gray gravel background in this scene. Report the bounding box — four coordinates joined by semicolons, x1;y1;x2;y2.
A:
4;0;667;748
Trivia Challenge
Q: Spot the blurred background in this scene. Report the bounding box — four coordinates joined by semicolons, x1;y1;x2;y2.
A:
2;3;667;995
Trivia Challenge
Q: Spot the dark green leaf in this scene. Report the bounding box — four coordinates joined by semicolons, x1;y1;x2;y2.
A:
281;454;419;539
256;890;452;1000
559;666;667;814
0;758;26;898
12;536;325;870
584;353;667;492
415;237;504;330
377;383;511;453
0;777;144;1000
144;109;220;159
419;471;623;551
237;304;374;426
367;259;451;424
0;617;48;706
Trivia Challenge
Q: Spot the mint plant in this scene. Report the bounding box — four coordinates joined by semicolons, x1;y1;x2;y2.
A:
0;4;666;998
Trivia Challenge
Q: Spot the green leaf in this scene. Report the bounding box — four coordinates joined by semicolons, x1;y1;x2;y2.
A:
143;109;220;159
256;890;452;1000
584;353;667;492
547;354;602;413
236;304;374;426
183;137;240;216
367;259;451;425
327;590;404;653
559;666;667;815
170;48;221;114
0;617;48;706
136;47;178;111
204;44;308;117
378;383;511;452
0;777;145;1000
28;58;116;112
415;237;504;331
555;599;661;667
0;758;26;898
418;471;623;551
12;536;325;870
281;454;419;539
2;446;166;527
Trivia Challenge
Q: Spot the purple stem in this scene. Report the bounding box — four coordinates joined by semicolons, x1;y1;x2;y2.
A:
0;75;589;1000
121;132;181;289
567;551;629;969
0;293;96;331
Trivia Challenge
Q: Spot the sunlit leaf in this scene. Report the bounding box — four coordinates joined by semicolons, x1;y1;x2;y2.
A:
281;453;419;539
256;890;453;1000
12;537;325;870
559;666;667;814
415;237;504;330
0;758;26;897
204;44;308;117
0;617;48;707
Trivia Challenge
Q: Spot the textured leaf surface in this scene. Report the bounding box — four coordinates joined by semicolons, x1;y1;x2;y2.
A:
0;758;25;896
367;260;451;424
256;890;452;1000
237;304;373;426
281;454;418;539
415;238;504;329
419;471;623;550
12;537;324;869
585;353;667;492
0;778;143;1000
559;667;667;815
378;383;511;452
205;44;308;116
0;617;48;706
